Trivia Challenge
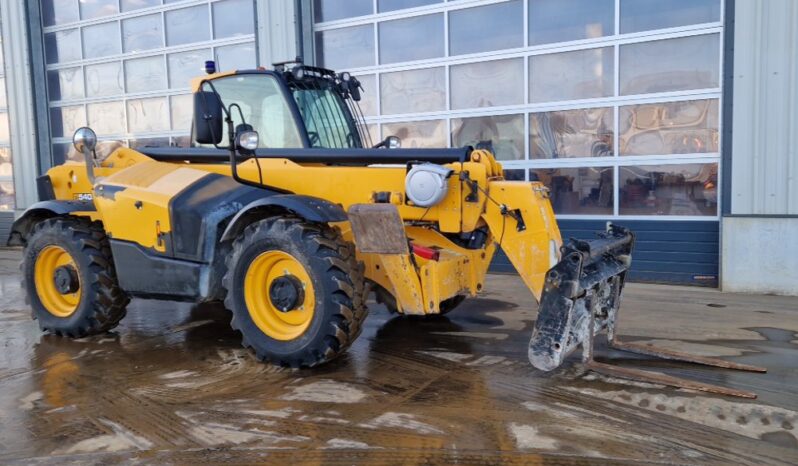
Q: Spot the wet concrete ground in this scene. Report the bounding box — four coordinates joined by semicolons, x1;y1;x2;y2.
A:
1;248;797;465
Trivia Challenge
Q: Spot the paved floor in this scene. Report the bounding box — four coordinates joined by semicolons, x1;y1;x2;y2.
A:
0;248;797;465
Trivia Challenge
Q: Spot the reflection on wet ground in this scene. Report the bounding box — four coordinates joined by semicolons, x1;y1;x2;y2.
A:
0;249;797;464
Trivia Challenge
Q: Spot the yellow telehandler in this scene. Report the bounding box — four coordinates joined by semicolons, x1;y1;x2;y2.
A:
7;62;764;397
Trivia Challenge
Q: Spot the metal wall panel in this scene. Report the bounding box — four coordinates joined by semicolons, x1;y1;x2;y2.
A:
492;219;719;286
731;0;798;215
0;211;12;243
0;0;40;210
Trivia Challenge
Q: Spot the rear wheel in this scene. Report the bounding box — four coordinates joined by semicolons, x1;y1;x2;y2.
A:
22;218;129;337
223;217;366;368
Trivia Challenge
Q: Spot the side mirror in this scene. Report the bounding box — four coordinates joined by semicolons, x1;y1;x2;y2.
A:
72;127;97;153
193;91;223;145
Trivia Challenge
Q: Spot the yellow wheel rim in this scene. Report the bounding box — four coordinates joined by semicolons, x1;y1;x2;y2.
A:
243;250;315;341
34;245;81;317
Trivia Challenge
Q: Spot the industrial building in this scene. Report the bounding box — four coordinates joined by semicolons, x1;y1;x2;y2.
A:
0;0;795;294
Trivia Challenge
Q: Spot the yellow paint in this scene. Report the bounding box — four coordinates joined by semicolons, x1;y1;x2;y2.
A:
34;245;80;317
480;181;562;301
213;152;496;234
94;161;210;252
244;250;316;341
378;254;427;314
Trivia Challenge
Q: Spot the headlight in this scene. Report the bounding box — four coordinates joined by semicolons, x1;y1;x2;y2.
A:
236;130;259;151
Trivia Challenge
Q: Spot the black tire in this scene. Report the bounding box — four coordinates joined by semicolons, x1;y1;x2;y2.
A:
376;285;466;316
223;217;367;368
22;217;129;337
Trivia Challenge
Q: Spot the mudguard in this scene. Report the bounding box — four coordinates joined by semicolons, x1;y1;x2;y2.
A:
220;194;348;242
6;200;96;247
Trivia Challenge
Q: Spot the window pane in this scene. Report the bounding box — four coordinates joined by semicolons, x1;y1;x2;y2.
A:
315;25;375;69
383;120;445;148
215;43;256;71
83;22;121;59
80;0;117;20
621;0;720;33
168;49;211;88
50;105;86;138
129;137;170;149
620;99;719;156
42;0;79;26
121;0;161;12
364;124;378;145
170;94;193;131
0;147;12;170
619;163;718;216
166;5;210;46
45;29;81;64
620;34;720;95
0;179;14;210
449;1;523;56
127;97;169;133
451;114;524;161
47;67;84;101
52;143;72;164
380;67;445;115
529;167;614;214
354;74;377;116
530;107;613;159
379;14;443;64
123;14;163;53
171;135;192;147
314;0;372;23
379;0;440;13
504;169;526;181
530;47;613;103
125;56;166;93
85;62;124;96
450;58;524;110
0;113;9;143
213;0;255;39
529;0;614;46
87;101;125;135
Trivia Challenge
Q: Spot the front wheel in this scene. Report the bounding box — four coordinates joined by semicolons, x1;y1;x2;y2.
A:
223;217;367;368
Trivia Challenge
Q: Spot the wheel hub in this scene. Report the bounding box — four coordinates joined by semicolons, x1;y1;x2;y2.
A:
34;245;81;317
53;265;80;295
269;275;305;312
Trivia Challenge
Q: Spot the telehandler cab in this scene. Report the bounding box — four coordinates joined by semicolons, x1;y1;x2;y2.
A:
8;61;764;397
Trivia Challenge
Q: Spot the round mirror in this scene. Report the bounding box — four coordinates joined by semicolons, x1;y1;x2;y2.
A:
72;127;97;153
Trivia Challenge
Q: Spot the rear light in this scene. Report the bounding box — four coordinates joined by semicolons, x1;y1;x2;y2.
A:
411;243;440;261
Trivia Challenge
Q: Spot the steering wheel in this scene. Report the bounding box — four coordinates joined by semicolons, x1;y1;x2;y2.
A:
307;131;320;147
